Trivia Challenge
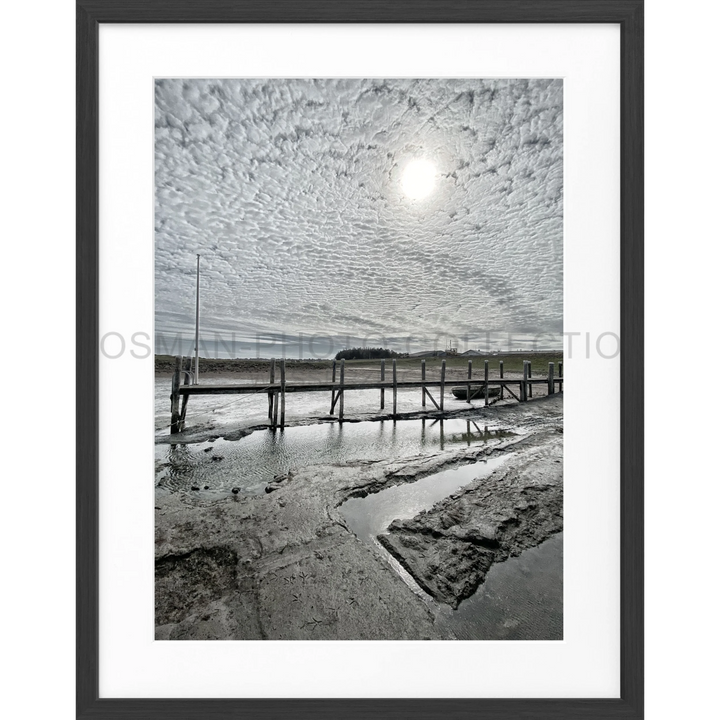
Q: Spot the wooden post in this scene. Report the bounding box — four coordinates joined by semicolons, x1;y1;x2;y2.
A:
268;358;276;422
548;362;555;395
179;356;192;431
559;362;563;392
499;360;504;399
527;361;533;398
193;255;200;385
339;359;345;421
440;360;446;412
522;360;528;402
272;360;279;429
484;359;489;406
421;359;426;407
466;360;472;403
330;359;337;413
330;360;341;414
280;359;286;428
392;359;398;416
170;355;181;434
380;359;385;410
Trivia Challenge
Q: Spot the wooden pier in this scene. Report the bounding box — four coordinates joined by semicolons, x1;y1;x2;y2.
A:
170;357;563;434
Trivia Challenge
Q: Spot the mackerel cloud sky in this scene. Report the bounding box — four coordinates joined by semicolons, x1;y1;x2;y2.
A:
155;78;563;357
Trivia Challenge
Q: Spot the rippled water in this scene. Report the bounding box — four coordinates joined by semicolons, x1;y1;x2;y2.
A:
156;417;515;496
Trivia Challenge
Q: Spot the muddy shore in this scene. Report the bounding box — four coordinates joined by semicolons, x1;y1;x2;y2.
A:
155;393;563;640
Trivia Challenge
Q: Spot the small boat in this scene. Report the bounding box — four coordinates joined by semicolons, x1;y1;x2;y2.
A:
451;385;501;401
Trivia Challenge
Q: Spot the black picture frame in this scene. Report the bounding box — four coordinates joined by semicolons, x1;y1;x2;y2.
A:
77;1;643;718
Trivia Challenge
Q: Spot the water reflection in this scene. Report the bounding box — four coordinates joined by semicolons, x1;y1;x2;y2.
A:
156;417;516;496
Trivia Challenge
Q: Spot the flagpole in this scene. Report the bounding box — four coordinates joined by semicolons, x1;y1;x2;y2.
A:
194;254;200;385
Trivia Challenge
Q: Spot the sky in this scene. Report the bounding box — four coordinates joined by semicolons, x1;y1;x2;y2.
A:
154;78;563;359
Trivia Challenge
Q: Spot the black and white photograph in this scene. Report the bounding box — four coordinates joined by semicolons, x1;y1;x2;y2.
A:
154;78;564;641
74;7;644;710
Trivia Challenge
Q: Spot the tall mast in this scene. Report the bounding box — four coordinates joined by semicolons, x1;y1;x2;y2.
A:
194;254;200;385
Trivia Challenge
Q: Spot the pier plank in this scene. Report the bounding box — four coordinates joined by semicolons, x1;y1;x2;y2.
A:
179;378;560;395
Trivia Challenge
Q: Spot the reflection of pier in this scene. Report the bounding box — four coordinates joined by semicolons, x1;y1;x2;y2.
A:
170;357;563;434
419;418;512;452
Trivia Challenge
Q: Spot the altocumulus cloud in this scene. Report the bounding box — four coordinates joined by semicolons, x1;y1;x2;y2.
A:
155;78;563;356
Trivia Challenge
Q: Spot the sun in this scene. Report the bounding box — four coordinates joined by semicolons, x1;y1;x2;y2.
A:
401;159;436;200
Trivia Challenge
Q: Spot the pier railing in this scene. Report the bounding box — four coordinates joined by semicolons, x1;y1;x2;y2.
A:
169;357;563;434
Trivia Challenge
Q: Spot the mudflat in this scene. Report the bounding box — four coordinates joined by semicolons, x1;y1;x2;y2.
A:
155;394;563;640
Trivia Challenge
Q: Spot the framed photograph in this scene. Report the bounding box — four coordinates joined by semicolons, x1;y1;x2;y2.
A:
77;1;643;718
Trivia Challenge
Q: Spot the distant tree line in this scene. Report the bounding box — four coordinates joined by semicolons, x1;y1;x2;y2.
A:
334;347;399;361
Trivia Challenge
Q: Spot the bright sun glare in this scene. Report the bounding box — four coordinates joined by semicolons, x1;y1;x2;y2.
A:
401;159;436;200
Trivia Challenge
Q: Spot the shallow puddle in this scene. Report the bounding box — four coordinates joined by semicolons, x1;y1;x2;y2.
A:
339;459;562;640
339;457;507;542
439;532;563;640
